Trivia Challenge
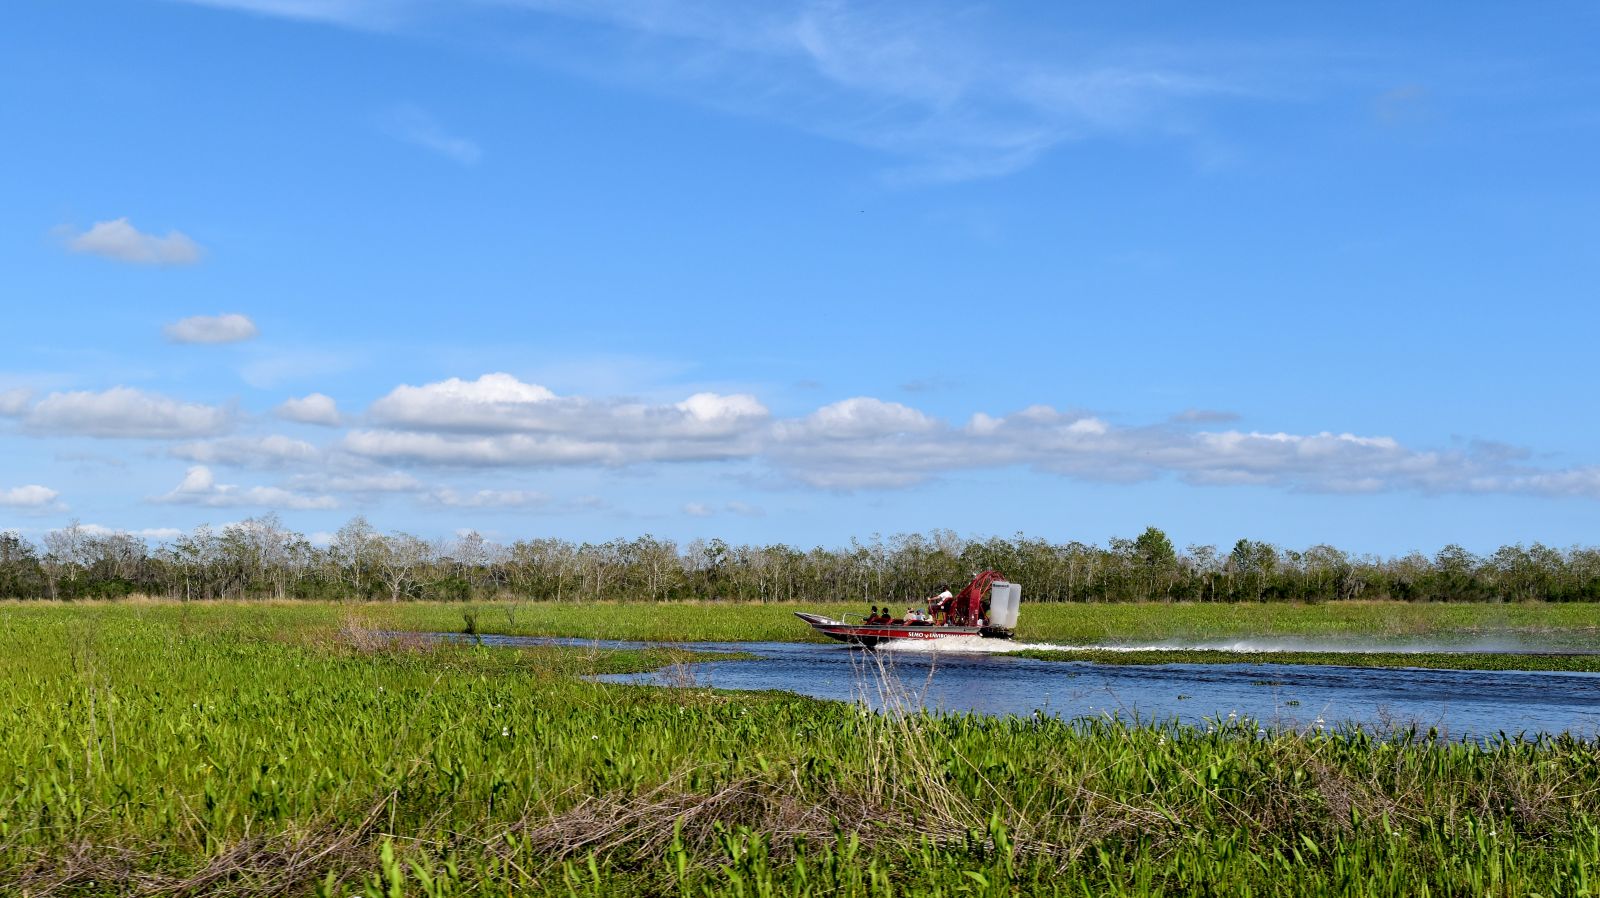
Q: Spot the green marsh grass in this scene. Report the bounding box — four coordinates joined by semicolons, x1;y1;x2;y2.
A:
19;597;1600;646
332;597;1600;648
2;602;1599;896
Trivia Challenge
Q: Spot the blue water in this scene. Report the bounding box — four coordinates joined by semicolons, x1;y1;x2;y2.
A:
440;633;1600;740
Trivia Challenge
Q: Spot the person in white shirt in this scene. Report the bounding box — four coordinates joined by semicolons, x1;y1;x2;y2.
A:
929;585;954;624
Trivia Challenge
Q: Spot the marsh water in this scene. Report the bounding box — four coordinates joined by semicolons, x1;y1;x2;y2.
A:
446;633;1600;740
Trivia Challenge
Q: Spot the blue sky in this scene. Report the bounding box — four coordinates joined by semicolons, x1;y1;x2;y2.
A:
3;0;1599;553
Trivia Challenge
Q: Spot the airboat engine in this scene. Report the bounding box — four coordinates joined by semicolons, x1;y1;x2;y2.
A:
983;579;1021;637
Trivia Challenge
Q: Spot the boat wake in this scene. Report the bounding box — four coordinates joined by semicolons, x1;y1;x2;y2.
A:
881;636;1598;656
880;636;1078;654
878;636;1324;654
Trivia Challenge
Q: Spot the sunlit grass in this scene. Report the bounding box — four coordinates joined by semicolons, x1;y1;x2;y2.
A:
3;603;1599;895
364;597;1600;648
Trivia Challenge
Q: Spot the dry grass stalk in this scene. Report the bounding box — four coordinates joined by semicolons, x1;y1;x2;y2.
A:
330;613;430;655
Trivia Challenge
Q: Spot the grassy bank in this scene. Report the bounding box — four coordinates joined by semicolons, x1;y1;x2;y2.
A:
11;597;1600;646
82;596;1592;646
3;603;1600;896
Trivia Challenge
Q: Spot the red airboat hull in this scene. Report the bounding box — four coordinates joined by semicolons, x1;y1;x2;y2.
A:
794;612;1012;648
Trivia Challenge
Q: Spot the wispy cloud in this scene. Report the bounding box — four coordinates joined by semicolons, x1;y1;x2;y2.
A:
1374;83;1431;126
72;523;186;541
0;389;32;416
0;485;63;510
275;392;342;426
175;0;1245;181
1171;408;1241;424
16;387;233;439
154;465;337;509
381;103;482;164
169;435;322;468
684;500;764;517
239;349;362;389
520;1;1235;181
164;313;259;344
174;0;409;28
426;487;549;508
63;218;202;265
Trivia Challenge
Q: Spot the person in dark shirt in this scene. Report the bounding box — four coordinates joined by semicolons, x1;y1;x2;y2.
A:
866;605;880;624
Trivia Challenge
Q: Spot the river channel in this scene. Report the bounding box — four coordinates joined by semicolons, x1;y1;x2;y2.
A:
447;633;1600;740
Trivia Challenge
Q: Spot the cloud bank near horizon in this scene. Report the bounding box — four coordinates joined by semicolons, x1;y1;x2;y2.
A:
8;371;1599;513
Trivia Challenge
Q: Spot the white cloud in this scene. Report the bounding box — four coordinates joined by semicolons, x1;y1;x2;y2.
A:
369;373;556;431
0;388;32;416
1463;467;1600;501
682;500;765;517
0;485;60;508
382;103;482;164
65;218;202;265
169;435;321;468
75;523;185;541
164;313;259;344
676;392;770;425
24;387;232;438
768;401;1600;498
427;487;549;508
350;373;768;466
344;430;654;467
290;371;1600;501
777;397;937;441
275;392;342;426
1172;408;1241;424
725;500;764;517
287;471;424;493
154;466;337;510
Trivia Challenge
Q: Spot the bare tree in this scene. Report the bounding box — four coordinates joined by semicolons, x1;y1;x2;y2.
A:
332;516;381;600
376;532;432;602
41;521;91;600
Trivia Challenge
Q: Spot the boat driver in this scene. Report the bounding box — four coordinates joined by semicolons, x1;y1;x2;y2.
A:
928;584;953;624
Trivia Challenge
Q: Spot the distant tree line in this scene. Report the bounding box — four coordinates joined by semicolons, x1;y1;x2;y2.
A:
2;517;1599;604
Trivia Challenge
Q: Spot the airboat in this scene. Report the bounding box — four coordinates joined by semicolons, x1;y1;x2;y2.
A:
795;570;1020;648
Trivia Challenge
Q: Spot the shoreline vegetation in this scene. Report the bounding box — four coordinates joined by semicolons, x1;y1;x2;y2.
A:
8;520;1600;605
4;604;1600;896
7;596;1600;669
